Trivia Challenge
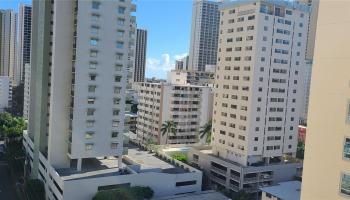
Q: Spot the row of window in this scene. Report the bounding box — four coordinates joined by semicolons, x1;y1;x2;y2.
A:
85;142;118;151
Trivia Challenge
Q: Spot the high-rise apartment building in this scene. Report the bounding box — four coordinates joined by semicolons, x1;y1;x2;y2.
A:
135;82;213;145
25;0;132;198
188;0;220;71
212;0;309;166
175;55;189;70
0;76;12;112
133;28;147;82
23;63;30;119
301;1;350;200
0;10;17;83
167;69;214;86
17;4;32;85
299;59;312;125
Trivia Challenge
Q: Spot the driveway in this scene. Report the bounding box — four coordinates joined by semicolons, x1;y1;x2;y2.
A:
0;160;17;200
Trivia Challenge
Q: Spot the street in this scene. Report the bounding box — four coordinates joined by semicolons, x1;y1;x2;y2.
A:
0;161;17;200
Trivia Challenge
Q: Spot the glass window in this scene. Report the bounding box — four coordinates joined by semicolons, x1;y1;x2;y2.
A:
92;1;100;9
113;109;119;116
117;30;124;37
89;74;96;81
91;26;99;34
85;132;94;139
117;18;125;26
87;108;95;116
86;120;95;127
112;131;119;138
88;85;96;92
118;6;126;14
90;50;98;58
90;38;98;46
85;143;93;150
111;143;118;149
115;76;122;82
344;138;350;159
116;41;124;48
341;173;350;196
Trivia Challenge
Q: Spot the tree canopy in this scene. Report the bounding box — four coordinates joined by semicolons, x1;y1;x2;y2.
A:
0;112;27;140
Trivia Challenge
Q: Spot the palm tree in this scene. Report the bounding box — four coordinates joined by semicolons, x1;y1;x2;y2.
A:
161;121;177;144
199;120;212;144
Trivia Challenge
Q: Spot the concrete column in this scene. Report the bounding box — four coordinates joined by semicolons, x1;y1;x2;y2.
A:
77;158;82;171
118;156;122;168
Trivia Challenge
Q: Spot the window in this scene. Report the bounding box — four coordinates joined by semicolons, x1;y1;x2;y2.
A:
114;98;120;105
248;15;255;20
91;13;99;23
86;120;95;127
88;85;96;92
89;74;96;81
89;61;97;69
118;6;126;14
91;26;99;34
85;143;93;150
90;38;98;46
111;143;118;149
88;97;96;104
115;64;122;71
117;18;125;26
117;30;125;37
113;109;120;116
92;1;100;9
344;138;350;159
116;41;124;49
176;181;197;187
116;53;123;60
114;87;121;94
286;10;292;15
341;173;350;196
111;131;119;138
90;50;98;58
115;76;122;82
85;132;94;139
87;108;95;116
112;120;119;127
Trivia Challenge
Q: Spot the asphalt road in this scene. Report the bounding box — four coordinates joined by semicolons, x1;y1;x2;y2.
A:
0;162;17;200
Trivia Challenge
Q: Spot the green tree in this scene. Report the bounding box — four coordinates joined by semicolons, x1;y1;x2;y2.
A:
296;141;305;159
0;112;27;143
199;120;212;144
130;186;154;200
25;179;46;200
161;120;177;144
171;152;187;163
231;190;253;200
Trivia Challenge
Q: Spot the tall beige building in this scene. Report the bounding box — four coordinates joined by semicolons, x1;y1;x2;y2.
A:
301;1;350;200
212;0;309;166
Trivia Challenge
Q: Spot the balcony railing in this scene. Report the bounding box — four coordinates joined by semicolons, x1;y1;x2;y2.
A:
211;166;227;175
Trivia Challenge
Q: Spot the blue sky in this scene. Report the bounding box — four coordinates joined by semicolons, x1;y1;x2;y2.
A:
1;0;193;79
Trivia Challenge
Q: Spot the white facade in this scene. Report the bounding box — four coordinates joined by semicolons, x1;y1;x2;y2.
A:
0;76;11;112
0;10;17;84
136;82;213;145
299;59;312;125
212;0;309;166
188;0;220;71
23;63;30;119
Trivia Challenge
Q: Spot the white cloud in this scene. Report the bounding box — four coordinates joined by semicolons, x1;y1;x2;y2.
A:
146;53;188;72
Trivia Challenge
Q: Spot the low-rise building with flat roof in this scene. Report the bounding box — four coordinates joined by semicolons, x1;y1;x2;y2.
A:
260;181;301;200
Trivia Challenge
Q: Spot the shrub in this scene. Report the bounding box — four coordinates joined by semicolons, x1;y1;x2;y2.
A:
170;152;187;163
25;179;45;200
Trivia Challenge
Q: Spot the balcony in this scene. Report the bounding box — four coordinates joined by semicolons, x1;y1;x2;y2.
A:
230;174;240;181
211;166;227;175
229;183;239;192
243;176;258;183
210;175;226;186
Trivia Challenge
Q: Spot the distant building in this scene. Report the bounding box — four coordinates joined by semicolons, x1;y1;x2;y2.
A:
299;60;312;125
0;76;12;112
23;63;30;119
135;82;213;145
298;126;306;143
134;29;147;82
0;9;17;84
260;181;301;200
167;70;214;86
188;0;220;71
175;55;189;71
17;4;32;85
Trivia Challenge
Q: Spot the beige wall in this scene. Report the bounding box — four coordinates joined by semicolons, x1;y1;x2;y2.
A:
301;1;350;200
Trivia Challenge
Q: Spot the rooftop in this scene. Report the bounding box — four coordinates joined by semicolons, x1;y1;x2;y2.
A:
220;0;311;12
153;190;229;200
260;181;301;200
